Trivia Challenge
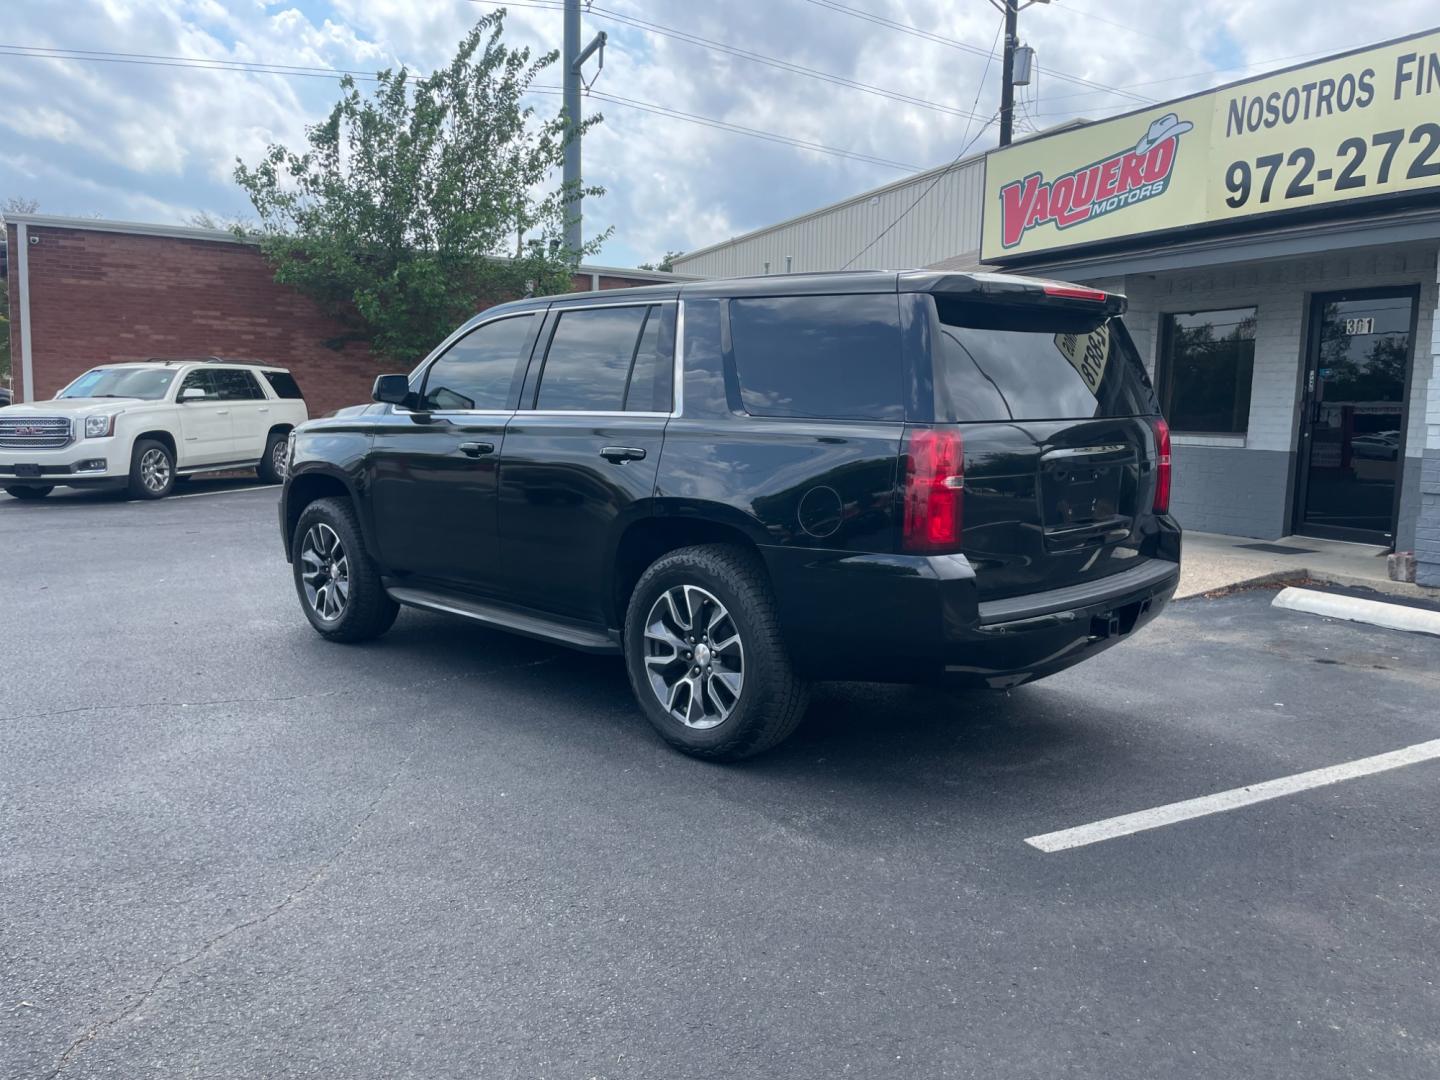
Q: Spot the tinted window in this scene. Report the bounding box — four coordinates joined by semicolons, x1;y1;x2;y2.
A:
263;371;304;399
728;295;904;421
178;369;218;398
59;367;175;401
422;315;535;411
1158;308;1256;434
624;305;674;412
536;305;648;411
934;297;1156;422
211;369;265;401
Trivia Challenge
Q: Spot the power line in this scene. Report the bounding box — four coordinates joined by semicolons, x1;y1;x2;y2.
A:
796;0;1154;104
534;86;921;170
0;43;383;81
1032;40;1384;109
469;0;993;123
0;43;918;171
840;110;999;271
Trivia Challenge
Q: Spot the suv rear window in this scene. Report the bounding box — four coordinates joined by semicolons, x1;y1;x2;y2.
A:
933;296;1156;422
728;295;904;421
263;371;304;399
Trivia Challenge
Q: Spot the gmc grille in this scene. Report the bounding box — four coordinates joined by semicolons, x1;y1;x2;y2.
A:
0;416;74;449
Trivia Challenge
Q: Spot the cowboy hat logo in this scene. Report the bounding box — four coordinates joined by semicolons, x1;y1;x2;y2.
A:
1135;113;1194;157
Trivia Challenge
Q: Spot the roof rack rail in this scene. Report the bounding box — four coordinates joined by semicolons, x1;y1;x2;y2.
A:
140;357;280;368
143;356;225;366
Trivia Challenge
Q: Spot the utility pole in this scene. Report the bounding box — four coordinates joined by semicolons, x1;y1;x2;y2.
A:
998;0;1019;147
562;0;606;256
996;0;1046;147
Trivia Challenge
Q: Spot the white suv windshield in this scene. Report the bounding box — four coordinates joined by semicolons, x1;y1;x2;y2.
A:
59;367;177;401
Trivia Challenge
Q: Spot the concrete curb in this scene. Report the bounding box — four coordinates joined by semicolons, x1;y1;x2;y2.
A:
1272;586;1440;637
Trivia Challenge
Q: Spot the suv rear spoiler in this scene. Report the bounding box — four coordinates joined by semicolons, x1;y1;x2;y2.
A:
910;272;1127;316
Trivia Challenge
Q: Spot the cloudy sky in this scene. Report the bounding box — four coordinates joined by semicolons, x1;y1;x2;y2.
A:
2;0;1436;267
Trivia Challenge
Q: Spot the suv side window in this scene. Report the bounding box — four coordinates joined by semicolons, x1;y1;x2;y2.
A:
178;369;218;399
727;294;905;421
211;369;266;401
421;314;537;411
262;371;304;399
534;305;651;411
623;305;675;412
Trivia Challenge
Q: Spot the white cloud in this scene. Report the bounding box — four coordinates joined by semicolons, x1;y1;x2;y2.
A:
1;0;1437;265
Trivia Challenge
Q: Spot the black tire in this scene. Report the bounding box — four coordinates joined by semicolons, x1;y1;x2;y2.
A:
258;430;288;484
5;485;54;501
624;543;809;761
127;439;175;499
291;496;399;643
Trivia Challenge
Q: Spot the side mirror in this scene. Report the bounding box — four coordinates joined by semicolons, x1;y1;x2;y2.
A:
180;387;206;402
372;374;415;408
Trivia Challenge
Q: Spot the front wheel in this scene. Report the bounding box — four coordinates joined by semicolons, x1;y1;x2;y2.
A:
258;430;288;484
624;544;809;761
4;485;53;501
128;439;175;499
292;497;399;642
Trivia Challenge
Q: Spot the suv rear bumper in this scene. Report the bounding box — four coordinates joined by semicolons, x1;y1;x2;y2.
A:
761;538;1180;687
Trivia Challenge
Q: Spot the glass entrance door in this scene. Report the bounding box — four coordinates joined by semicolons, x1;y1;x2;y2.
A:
1295;289;1416;544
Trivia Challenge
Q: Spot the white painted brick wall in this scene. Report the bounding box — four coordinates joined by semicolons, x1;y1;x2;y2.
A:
1096;243;1437;457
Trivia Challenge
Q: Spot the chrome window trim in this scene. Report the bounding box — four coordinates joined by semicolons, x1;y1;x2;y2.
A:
527;298;684;418
672;299;685;419
397;297;687;421
521;410;671;419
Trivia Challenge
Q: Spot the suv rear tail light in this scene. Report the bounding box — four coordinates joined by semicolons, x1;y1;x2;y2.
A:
902;427;964;553
1151;417;1172;514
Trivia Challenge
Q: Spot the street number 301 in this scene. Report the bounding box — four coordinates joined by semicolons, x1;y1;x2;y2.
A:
1224;125;1440;209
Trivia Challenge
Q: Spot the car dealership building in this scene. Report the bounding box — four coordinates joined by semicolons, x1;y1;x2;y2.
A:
674;29;1440;586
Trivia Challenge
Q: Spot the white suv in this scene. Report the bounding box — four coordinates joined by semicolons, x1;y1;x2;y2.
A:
0;359;309;501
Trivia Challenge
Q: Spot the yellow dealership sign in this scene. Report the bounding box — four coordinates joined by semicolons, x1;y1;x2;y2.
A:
981;29;1440;262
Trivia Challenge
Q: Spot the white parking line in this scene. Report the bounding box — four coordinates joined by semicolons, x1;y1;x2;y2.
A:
169;485;275;500
1026;738;1440;853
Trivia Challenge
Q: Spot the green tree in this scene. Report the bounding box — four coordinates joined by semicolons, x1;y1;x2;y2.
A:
639;250;683;273
234;11;608;363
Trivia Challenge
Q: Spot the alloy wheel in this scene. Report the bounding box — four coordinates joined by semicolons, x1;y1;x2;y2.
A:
271;439;288;479
299;522;350;621
140;447;171;493
643;585;745;729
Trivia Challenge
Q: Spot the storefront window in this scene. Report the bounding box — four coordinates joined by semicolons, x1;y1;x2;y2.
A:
1158;307;1257;434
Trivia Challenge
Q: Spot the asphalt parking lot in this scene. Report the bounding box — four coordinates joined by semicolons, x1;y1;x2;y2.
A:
3;483;1439;1080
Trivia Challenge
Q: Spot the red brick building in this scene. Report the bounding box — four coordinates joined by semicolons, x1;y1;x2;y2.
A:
2;215;689;417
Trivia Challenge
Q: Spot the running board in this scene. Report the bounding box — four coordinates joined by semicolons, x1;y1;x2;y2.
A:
384;586;620;654
176;459;262;476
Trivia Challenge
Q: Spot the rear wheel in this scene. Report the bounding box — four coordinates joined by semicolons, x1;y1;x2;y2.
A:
258;431;288;484
624;544;808;761
292;497;398;642
4;485;53;501
128;440;175;499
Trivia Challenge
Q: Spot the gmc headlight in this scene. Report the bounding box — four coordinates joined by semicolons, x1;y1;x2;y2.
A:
84;415;116;438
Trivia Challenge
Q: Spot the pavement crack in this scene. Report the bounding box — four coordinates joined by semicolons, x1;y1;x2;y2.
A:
35;652;558;1078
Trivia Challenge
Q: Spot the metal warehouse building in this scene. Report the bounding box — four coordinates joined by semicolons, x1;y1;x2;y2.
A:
674;29;1440;587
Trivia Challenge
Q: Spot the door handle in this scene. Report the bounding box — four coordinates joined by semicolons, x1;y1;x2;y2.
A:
600;446;647;463
459;441;495;457
258;407;270;413
215;409;230;416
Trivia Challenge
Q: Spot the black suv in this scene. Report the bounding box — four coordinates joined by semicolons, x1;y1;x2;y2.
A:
280;271;1180;760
